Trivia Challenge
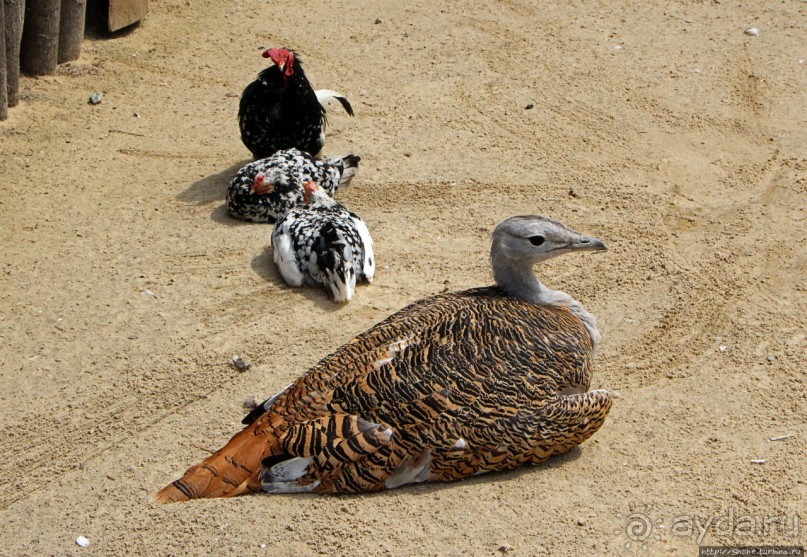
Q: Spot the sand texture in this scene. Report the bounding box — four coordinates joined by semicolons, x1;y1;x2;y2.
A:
0;1;804;555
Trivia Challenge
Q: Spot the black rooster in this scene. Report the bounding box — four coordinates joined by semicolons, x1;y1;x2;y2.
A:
239;48;354;159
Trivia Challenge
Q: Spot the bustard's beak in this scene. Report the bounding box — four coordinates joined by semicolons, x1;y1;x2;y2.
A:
570;236;608;252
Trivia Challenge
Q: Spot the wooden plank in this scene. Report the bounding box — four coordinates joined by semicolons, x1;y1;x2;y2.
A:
4;0;25;107
58;0;86;63
108;0;147;32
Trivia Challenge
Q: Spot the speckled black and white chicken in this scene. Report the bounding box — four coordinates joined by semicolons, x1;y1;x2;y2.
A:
239;47;354;159
226;148;360;223
156;215;611;501
270;181;374;303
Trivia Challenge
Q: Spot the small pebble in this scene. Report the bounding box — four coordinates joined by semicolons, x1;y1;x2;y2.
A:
719;345;728;352
524;103;534;110
232;355;251;372
751;459;766;464
374;18;382;24
744;27;760;36
766;355;775;362
88;92;103;105
260;543;267;549
76;536;90;548
143;289;155;296
577;517;586;526
498;544;513;553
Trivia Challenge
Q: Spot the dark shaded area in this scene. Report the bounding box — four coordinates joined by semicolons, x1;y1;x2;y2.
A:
85;0;140;38
250;247;346;312
178;159;250;205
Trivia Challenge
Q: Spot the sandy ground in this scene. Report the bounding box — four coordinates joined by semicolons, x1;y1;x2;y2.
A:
1;0;805;555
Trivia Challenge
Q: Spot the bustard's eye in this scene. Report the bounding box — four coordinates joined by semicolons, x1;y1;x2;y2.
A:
528;235;545;246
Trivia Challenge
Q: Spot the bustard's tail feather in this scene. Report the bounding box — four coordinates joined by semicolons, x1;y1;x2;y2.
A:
532;389;612;462
155;425;279;503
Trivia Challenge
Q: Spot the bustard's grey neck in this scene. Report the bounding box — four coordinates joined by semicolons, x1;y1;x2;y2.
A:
491;245;602;351
491;249;542;303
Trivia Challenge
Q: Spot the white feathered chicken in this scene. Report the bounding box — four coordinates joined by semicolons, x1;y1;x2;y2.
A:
271;181;374;302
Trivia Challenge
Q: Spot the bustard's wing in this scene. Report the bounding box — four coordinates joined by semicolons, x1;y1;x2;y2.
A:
256;288;605;492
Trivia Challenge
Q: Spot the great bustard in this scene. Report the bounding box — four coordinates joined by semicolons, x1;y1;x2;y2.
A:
156;215;611;501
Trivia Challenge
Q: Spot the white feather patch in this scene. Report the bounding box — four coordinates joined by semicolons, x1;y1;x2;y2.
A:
315;89;349;109
262;479;321;494
338;165;358;188
325;264;354;303
273;232;304;286
385;451;433;489
267;456;313;482
261;383;292;412
452;438;467;450
372;356;394;369
352;217;375;281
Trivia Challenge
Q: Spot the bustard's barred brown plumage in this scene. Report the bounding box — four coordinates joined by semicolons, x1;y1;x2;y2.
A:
156;215;612;501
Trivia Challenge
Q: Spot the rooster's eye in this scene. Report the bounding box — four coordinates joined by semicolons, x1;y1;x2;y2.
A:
528;235;545;246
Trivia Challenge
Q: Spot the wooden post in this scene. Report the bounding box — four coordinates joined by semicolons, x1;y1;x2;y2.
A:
58;0;85;63
1;1;7;120
20;0;60;76
4;0;25;107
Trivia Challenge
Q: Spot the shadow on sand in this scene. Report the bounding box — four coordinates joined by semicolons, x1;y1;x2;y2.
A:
177;159;256;227
178;159;251;206
280;447;588;501
250;246;349;313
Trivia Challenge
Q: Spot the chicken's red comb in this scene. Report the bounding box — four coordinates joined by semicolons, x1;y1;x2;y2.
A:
302;181;319;204
262;48;294;76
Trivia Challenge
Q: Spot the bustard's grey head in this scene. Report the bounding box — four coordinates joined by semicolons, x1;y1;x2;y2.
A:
490;215;607;303
492;215;607;264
